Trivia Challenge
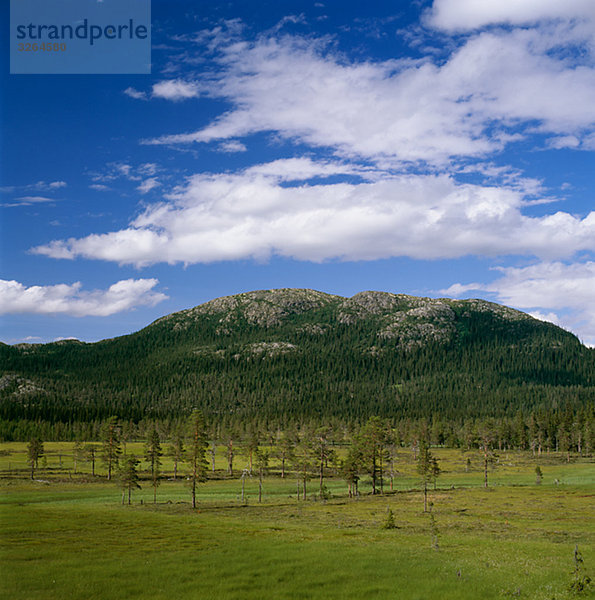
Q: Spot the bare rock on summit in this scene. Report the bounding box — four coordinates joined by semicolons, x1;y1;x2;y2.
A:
379;300;457;350
164;288;337;331
338;291;407;324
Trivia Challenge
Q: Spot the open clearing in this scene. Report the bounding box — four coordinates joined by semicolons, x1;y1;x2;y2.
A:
1;445;593;599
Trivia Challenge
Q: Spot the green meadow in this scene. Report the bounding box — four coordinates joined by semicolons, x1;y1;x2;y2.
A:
1;443;593;600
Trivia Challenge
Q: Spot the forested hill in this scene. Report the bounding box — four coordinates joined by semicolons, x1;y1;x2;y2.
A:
1;289;593;427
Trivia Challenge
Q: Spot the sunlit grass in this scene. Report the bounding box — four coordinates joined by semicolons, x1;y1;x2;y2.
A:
1;443;593;599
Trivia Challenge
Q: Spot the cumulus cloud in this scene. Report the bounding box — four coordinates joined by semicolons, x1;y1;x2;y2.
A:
31;162;595;267
427;0;595;31
144;28;595;164
152;80;200;101
0;278;168;317
442;261;595;346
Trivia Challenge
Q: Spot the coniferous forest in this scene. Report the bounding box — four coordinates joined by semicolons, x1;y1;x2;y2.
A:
0;289;593;445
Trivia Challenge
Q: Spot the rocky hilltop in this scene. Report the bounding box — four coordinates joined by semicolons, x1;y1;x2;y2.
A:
150;288;540;352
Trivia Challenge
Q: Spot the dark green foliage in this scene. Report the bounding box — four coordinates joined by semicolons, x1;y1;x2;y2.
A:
342;444;362;498
187;410;209;508
0;290;593;440
145;425;163;503
118;455;141;505
569;545;592;595
357;417;390;494
100;417;121;481
382;508;397;530
144;425;163;478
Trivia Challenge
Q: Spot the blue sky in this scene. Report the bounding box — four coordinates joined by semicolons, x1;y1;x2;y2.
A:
1;0;594;346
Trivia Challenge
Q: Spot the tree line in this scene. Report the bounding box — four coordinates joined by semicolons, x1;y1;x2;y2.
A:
24;410;593;508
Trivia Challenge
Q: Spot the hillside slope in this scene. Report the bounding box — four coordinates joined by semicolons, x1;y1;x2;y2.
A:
1;289;593;424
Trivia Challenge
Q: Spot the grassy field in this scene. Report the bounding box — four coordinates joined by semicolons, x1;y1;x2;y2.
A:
1;443;593;599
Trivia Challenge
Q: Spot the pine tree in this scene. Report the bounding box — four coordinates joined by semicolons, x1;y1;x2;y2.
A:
187;410;209;509
27;437;44;480
342;444;362;498
358;417;388;495
119;455;141;505
100;417;122;481
254;448;269;503
145;425;163;503
167;433;185;480
145;425;163;478
417;440;438;512
311;426;335;498
84;443;98;476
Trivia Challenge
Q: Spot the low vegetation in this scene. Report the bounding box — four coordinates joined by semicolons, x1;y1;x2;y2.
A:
1;426;593;600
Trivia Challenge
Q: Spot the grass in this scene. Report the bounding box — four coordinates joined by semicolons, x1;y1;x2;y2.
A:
1;444;593;599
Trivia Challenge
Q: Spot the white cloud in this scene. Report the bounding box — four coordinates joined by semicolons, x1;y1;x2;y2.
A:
1;180;67;195
217;140;247;152
244;157;362;181
442;261;595;346
31;163;595;267
427;0;595;31
124;87;147;100
0;279;167;317
152;80;200;101
4;195;58;207
145;30;595;164
137;177;161;194
90;161;158;184
546;135;581;149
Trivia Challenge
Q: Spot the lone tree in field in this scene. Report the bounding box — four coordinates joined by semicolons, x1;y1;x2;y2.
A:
100;416;122;481
145;425;163;503
27;437;44;480
187;410;209;509
119;455;141;505
417;440;439;512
